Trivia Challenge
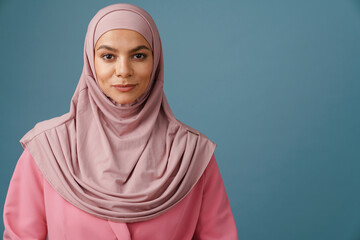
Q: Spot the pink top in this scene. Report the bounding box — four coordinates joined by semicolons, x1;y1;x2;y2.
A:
3;150;238;240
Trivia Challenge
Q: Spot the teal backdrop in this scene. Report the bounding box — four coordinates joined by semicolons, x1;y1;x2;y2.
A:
1;0;360;239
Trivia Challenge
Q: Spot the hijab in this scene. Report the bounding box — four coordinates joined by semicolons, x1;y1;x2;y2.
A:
20;3;216;223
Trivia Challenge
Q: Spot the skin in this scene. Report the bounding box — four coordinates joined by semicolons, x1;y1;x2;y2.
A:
94;29;154;104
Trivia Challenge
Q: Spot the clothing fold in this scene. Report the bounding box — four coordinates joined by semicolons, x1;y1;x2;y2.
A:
19;3;216;222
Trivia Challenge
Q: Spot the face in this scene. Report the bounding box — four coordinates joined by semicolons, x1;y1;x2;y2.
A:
94;29;153;104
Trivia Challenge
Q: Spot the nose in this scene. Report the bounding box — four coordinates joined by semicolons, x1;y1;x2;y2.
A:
115;57;133;78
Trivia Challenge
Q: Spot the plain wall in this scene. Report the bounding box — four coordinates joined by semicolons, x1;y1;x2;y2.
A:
1;0;360;239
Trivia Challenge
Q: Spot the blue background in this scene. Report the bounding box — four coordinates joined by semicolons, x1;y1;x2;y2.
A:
1;0;360;239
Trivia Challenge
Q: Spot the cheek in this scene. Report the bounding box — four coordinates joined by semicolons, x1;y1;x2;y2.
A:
133;62;152;84
95;61;112;83
141;61;153;79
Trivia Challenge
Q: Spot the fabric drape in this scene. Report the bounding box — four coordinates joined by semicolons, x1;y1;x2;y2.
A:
20;3;216;222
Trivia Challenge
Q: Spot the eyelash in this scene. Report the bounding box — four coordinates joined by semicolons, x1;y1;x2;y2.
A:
101;54;115;61
133;53;147;60
100;53;147;61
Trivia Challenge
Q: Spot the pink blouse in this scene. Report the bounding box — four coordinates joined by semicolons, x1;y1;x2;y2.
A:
3;149;238;239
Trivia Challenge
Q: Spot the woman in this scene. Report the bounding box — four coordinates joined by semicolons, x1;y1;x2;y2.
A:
3;3;238;239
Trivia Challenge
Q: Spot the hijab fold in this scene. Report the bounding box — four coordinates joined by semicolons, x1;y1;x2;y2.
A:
20;3;216;223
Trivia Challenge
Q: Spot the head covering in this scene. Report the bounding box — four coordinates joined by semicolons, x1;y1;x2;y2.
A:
20;3;216;223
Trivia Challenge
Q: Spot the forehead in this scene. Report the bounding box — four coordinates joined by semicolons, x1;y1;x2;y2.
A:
95;29;151;49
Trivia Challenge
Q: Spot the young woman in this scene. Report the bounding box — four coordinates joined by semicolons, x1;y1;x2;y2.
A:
3;3;238;239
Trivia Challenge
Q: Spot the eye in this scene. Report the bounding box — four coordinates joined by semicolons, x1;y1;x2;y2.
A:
101;54;114;61
133;53;146;60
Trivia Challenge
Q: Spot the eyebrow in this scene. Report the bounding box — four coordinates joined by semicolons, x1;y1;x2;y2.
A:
96;45;151;53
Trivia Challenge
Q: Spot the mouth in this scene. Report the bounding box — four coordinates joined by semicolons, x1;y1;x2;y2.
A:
112;84;137;92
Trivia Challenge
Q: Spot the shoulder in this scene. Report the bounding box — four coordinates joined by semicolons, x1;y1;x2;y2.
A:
20;113;73;147
172;118;216;145
177;119;217;158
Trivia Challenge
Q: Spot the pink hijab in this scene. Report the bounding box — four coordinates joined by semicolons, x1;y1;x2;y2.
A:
20;3;215;223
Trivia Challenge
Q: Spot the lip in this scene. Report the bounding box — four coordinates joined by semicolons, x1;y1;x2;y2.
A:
112;84;137;92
